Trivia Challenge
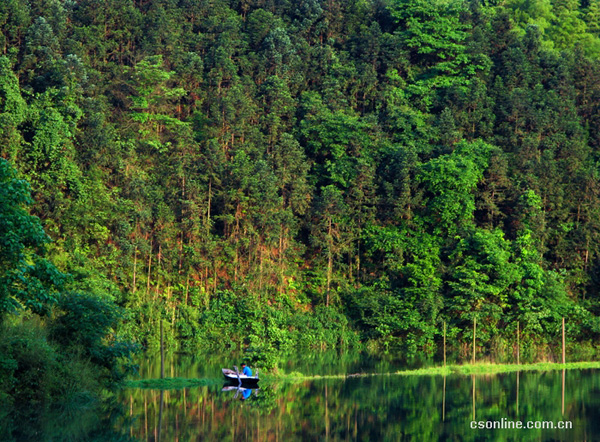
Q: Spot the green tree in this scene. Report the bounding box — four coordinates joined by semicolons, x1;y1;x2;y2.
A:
0;159;65;318
417;140;492;236
505;0;555;37
0;56;27;163
510;230;571;338
128;55;189;153
311;185;351;306
389;0;478;108
270;133;311;288
548;0;588;50
446;229;519;345
0;0;30;62
21;17;62;92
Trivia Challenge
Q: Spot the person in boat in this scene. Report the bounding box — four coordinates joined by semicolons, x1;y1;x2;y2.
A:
241;362;252;377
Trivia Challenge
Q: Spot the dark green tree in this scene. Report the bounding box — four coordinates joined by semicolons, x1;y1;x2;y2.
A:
0;159;65;318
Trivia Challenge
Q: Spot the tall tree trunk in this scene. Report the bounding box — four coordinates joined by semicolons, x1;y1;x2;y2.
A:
179;231;183;272
146;239;153;297
327;217;332;306
155;245;162;297
185;273;190;305
132;245;138;295
207;179;212;227
278;226;285;293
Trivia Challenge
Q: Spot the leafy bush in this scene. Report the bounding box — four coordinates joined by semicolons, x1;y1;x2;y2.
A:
0;318;98;415
49;292;138;385
0;319;57;408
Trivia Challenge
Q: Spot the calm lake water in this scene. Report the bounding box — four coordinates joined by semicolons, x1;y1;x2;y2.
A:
114;352;600;441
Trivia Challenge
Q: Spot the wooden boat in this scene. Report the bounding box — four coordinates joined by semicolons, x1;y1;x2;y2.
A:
222;367;259;385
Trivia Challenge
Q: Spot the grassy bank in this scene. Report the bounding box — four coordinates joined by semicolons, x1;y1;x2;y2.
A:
394;361;600;377
125;361;600;389
277;361;600;380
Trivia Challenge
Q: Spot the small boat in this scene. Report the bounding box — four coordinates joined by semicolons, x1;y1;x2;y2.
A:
222;367;259;385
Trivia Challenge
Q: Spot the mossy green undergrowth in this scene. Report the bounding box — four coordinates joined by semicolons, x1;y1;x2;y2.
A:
126;361;600;389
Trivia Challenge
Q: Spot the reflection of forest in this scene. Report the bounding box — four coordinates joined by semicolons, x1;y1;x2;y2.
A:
118;370;600;441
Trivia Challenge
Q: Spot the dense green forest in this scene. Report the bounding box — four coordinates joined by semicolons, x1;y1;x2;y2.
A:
3;0;600;383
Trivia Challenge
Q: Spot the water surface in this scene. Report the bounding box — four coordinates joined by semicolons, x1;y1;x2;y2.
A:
118;353;600;441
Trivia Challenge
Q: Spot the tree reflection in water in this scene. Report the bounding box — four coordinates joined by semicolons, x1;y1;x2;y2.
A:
119;368;600;441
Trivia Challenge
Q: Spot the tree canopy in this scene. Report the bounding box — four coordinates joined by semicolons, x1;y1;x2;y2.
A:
2;0;600;358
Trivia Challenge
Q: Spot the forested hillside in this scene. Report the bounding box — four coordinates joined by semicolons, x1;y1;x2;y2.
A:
3;0;600;359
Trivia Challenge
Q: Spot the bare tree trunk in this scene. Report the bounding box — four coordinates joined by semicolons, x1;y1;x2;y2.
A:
132;246;138;295
146;239;153;297
179;231;183;272
185;273;190;305
327;217;332;306
259;243;264;291
279;227;284;293
155;245;162;297
207;179;212;227
356;239;361;282
205;267;209;296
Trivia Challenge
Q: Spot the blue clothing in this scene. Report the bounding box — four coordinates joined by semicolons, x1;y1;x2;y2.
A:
242;388;252;400
242;366;252;376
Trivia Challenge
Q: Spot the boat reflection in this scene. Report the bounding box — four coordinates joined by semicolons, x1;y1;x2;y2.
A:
221;385;260;401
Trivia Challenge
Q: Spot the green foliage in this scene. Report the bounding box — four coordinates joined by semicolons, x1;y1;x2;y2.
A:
0;319;132;441
0;56;26;162
417;140;492;234
446;229;518;345
506;0;600;55
0;159;135;422
0;159;65;318
346;285;436;357
128;55;189;153
49;292;137;384
0;318;102;420
389;0;482;108
391;0;470;67
193;289;357;356
1;0;600;363
0;319;58;407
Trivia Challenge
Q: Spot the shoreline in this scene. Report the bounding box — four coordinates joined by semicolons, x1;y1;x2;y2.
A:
125;361;600;389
